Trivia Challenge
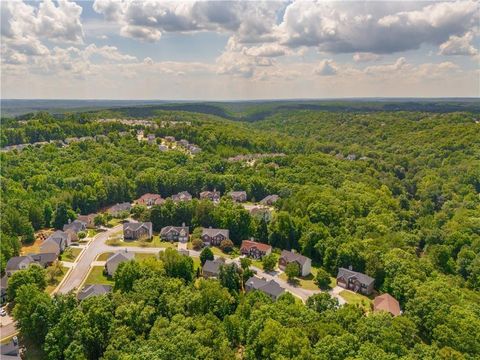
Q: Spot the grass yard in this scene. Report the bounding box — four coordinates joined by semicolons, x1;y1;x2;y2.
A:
97;252;113;261
59;247;82;262
87;229;99;237
135;253;158;261
192;256;201;271
339;290;373;312
45;265;69;294
106;218;123;227
279;272;319;290
84;266;113;286
251;259;264;270
116;235;177;248
21;238;44;255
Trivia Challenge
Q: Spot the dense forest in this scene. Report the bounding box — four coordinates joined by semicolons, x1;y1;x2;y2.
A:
1;106;479;359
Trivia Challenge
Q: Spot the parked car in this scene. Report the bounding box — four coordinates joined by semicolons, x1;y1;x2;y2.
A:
0;308;7;316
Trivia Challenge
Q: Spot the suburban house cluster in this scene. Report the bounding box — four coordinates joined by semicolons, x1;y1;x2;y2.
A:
136;131;202;155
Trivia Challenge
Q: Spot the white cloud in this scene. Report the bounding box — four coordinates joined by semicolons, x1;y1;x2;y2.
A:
314;59;337;76
364;57;408;76
439;32;478;56
353;53;381;63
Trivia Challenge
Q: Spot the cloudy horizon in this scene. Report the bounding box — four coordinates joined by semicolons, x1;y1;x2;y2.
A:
1;0;479;100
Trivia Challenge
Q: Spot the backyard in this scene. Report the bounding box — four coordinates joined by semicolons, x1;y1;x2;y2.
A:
339;290;373;312
45;265;69;294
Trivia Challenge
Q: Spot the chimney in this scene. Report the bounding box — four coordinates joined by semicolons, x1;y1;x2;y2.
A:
182;222;185;227
250;237;254;241
209;226;212;229
68;218;71;224
348;265;353;271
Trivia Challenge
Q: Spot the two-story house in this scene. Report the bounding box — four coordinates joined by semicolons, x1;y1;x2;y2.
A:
201;227;230;246
123;222;153;240
160;224;189;243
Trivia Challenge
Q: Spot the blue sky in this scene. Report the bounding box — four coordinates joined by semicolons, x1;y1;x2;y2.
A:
1;1;479;99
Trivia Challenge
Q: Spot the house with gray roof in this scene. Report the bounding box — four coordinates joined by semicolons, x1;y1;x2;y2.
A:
41;230;71;255
63;219;87;234
77;284;112;301
245;276;285;301
336;267;375;295
105;250;135;276
123;222;153;240
107;202;132;217
29;253;57;267
5;256;35;277
278;250;312;277
160;224;189;243
201;227;230;246
171;191;192;202
260;194;280;205
228;191;247;202
200;189;221;203
202;258;226;278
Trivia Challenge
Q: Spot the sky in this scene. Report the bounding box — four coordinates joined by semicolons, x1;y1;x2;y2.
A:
1;0;479;100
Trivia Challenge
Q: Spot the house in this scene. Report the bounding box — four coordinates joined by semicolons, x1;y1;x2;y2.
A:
1;275;8;303
158;144;168;151
123;222;153;240
29;253;57;268
260;194;280;205
374;293;401;316
105;250;135;276
77;214;96;228
160;224;189;242
240;239;272;259
171;191;192;202
107;202;132;216
278;250;312;277
77;284;112;301
5;256;35;276
249;206;272;221
165;136;176;142
202;258;226;278
199;189;221;202
201;227;230;246
63;219;87;234
41;230;72;255
135;193;164;206
336;267;375;295
228;191;247;202
245;276;285;301
178;139;189;147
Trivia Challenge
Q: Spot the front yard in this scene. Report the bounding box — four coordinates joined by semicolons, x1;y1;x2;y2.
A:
106;234;177;248
84;266;113;286
339;290;373;312
97;252;113;261
60;247;82;262
45;265;69;294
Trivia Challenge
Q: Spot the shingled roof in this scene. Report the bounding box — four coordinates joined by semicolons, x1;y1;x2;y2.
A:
280;250;310;267
337;267;375;287
78;284;112;301
374;293;401;316
241;240;272;253
202;227;229;238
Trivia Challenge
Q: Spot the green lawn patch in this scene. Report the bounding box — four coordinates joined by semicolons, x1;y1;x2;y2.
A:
192;256;201;271
84;266;113;286
115;235;177;248
59;247;82;262
339;290;373;312
251;259;264;270
97;252;113;261
87;229;99;237
135;253;158;261
45;265;68;294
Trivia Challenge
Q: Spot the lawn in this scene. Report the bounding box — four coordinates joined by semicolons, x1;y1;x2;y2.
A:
45;265;69;294
97;252;113;261
59;247;82;262
87;229;99;237
279;272;320;290
108;234;177;248
135;253;158;261
106;218;123;227
192;256;201;271
84;266;113;286
251;259;264;270
339;290;373;312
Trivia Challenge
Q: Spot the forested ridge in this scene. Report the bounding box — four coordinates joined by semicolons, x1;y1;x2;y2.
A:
1;107;479;359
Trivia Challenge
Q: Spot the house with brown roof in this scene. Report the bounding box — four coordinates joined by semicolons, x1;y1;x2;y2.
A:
228;191;247;202
135;193;164;207
278;250;311;276
336;267;375;295
200;189;221;203
77;214;97;228
374;293;401;316
160;224;189;243
249;206;272;221
201;227;229;246
240;239;272;259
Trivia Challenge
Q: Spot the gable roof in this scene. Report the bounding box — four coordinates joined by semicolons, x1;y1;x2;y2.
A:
246;276;285;298
202;259;224;275
29;253;57;267
63;220;86;233
78;284;112;301
108;202;131;213
280;250;310;267
136;193;163;205
171;191;192;201
123;222;152;232
77;214;96;223
160;225;189;236
229;191;246;197
260;194;280;204
6;256;34;271
202;227;229;238
337;267;375;287
241;240;272;253
47;230;68;243
374;293;401;316
106;250;135;266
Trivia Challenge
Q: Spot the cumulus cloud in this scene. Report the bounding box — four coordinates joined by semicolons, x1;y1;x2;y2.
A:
314;59;337;76
439;32;478;56
364;57;408;76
